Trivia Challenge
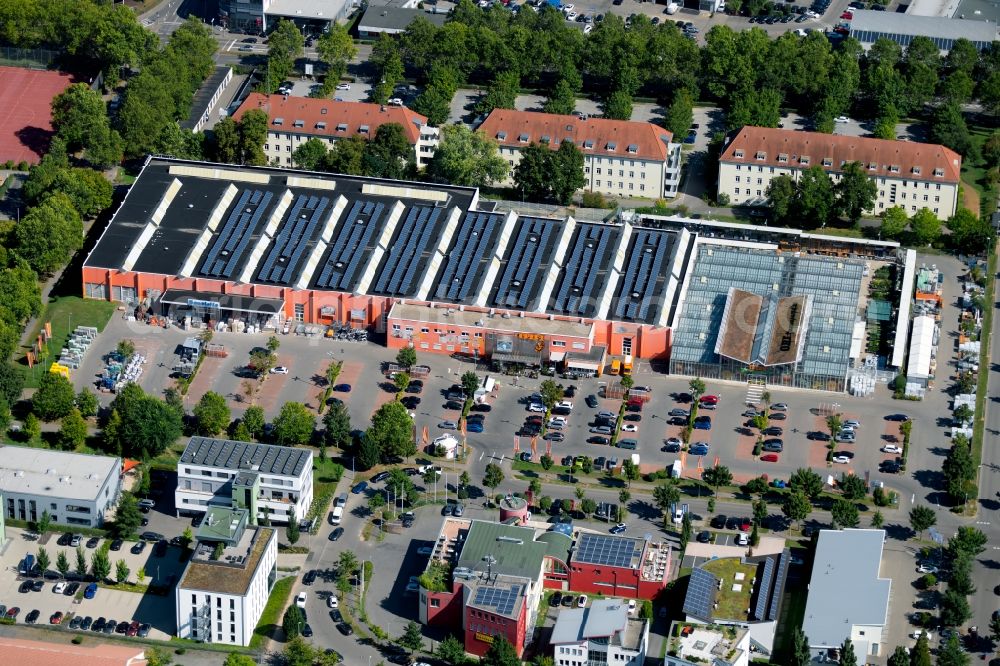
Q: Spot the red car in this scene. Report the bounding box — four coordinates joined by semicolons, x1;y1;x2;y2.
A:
740;518;752;532
700;395;720;405
840;11;853;18
127;620;140;636
761;453;780;463
49;612;63;625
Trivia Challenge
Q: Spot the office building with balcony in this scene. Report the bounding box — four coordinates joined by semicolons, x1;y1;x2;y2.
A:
175;505;277;646
478;109;683;200
0;447;122;528
175;437;313;525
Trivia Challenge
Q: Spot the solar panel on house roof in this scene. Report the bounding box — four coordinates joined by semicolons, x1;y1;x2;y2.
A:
550;223;616;315
573;533;640;568
614;229;672;321
752;558;774;621
314;199;386;291
682;567;717;620
434;212;502;302
256;194;330;284
200;189;274;278
493;217;559;309
767;551;789;621
472;584;522;617
371;205;442;296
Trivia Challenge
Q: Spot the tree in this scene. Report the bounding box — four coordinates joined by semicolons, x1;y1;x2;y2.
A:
911;632;932;666
665;89;695;138
193;391;230;436
283;604;305;640
930;102;975;159
75;546;87;578
782;491;812;527
688;378;706;400
947;208;992;256
316;23;356;86
212;117;240;163
103;383;183;459
481;636;519;666
544;78;578;115
367;400;416;460
540;454;554;470
789;468;823;500
323;402;352;450
55;550;70;579
831;499;859;529
35;546;50;575
363;122;413;180
603;90;633;121
794;166;835;227
75;388;98;419
0;363;24;408
910;207;942;246
477;69;520;115
358;433;382;470
513;141;585;205
400;620;424;653
791;628;811;666
620;375;635;392
283;636;313;666
370;34;404;104
273;402;316;446
871;509;884;529
57;408;88;450
224;655;258;666
838;638;857;666
942;440;976;503
286;516;300;544
834;161;878;225
940;587;972;627
427;125;508;188
839;474;867;500
622;459;640;487
652;481;680;525
702;464;733;490
90;549;111;582
242;405;265;439
936;634;970;666
33;371;76;421
539;380;564;411
115;559;130;584
879;206;909;241
236;109;269;166
909;505;936;537
753;499;768;527
872;103;899;140
947;526;988;559
291;138;328;171
51;83;123;168
461;371;480;400
580;498;597;515
437;634;466;665
745;476;768;496
483;463;504;495
989;614;1000;646
114;492;143;537
396;347;417;369
394;371;411;396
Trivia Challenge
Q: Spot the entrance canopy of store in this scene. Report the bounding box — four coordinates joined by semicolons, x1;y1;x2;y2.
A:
160;289;285;315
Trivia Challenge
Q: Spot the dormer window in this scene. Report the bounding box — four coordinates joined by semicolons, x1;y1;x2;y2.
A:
912;166;921;175
889;165;900;174
755;151;766;160
359;124;370;134
336;123;348;132
627;144;638;154
733;150;745;159
497;131;507;140
800;156;810;165
518;133;529;143
868;162;877;170
320;108;327;115
822;157;832;167
933;167;944;177
272;117;284;126
583;140;594;150
565;124;574;131
540;135;550;144
562;137;573;144
293;119;304;128
777;153;788;163
315;121;327;129
606;142;617;151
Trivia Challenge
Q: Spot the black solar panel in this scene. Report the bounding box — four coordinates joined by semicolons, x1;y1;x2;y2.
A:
494;217;558;308
372;206;442;296
767;551;790;621
551;224;615;315
200;189;274;278
615;229;672;321
473;584;522;616
574;533;639;568
682;567;717;620
752;558;774;621
435;212;502;302
314;200;386;290
257;195;330;284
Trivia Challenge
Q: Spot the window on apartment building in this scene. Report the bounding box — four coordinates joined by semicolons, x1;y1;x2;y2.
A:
757;178;762;184
933;167;944;177
800;156;810;165
934;208;939;214
733;150;744;158
777;153;788;163
757;190;762;196
934;196;940;202
552;341;566;347
640;184;645;191
755;151;765;160
889;165;900;173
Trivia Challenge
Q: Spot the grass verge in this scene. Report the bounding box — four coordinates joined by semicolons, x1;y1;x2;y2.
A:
249;575;295;649
21;297;117;388
970;246;996;514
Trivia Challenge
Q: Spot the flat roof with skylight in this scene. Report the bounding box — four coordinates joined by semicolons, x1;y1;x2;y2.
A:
0;447;120;503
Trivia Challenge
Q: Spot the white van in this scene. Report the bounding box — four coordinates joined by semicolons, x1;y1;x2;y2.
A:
330;506;344;525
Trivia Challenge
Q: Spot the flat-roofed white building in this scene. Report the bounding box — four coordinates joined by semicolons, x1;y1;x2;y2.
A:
0;447;122;527
551;598;649;665
175;437;313;525
718;126;961;219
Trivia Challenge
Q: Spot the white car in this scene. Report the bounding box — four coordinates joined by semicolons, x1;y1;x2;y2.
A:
528;403;546;413
327;595;339;609
549;417;567;427
771;403;788;412
883;444;903;454
387;97;404;106
627;599;637;614
555;401;574;411
584;24;593;33
561;3;574;11
577;594;587;608
835;115;851;123
53;582;66;594
672;508;684;525
805;9;819;17
911;630;933;640
832;454;852;464
271;366;289;374
439;421;458;430
916;564;938;574
296;591;307;609
622;424;638;433
335;83;351;90
566;11;578;20
843;419;861;429
737;532;749;546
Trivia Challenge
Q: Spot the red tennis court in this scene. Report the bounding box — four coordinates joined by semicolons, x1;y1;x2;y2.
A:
0;66;75;165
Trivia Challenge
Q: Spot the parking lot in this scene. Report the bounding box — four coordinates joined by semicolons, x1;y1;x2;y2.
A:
0;527;183;640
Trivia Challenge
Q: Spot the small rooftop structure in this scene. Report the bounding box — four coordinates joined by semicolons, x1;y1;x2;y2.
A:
195;506;249;547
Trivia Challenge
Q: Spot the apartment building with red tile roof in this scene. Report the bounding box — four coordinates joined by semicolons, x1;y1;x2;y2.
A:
718;126;962;219
232;93;440;167
478;109;682;200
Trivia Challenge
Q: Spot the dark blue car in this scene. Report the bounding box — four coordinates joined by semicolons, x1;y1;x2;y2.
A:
351;481;368;494
693;416;712;430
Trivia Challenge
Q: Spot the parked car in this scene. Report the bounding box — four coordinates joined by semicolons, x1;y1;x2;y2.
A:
26;610;40;624
882;444;903;454
761;453;780;462
693;416;712;430
64;582;79;596
585;395;599;408
303;570;317;585
296;592;307;609
351;481;368;494
610;523;627;535
771;403;788;411
130;541;146;555
832;453;853;464
664;438;682;452
84;583;97;599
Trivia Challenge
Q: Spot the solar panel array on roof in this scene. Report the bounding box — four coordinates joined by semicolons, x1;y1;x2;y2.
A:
682;567;717;620
315;200;386;291
372;205;442;296
472;584;522;617
573;533;640;568
181;437;310;476
551;224;616;316
435;212;503;302
494;217;559;308
767;551;789;621
752;558;774;621
257;195;330;284
615;229;671;321
200;189;274;278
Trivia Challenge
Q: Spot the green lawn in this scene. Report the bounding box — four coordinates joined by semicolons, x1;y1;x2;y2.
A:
22;297;117;388
250;575;295;649
700;558;757;621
